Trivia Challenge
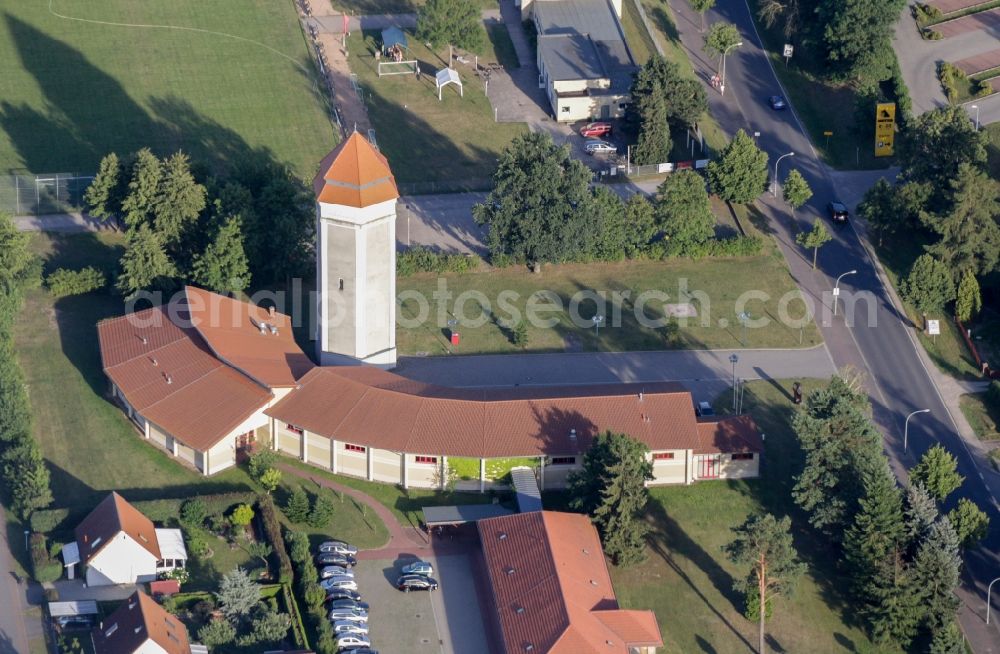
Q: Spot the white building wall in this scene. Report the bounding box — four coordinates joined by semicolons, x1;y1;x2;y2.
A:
719;454;760;479
85;535;157;586
648;450;689;485
135;639;170;654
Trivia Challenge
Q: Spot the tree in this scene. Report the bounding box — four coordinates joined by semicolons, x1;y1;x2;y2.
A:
629;56;708;129
899;106;985;186
180;498;207;528
910;517;962;632
474;132;596;267
248;609;290;645
633;90;672;165
901;254;955;316
591;186;630;261
120;149;162;229
284;486;310;524
198;619;236;647
904;482;939;544
911;445;964;502
230;504;255;528
308;494;335;529
152;151;206;258
248;449;277;481
5;444;53;519
568;432;653;566
690;0;716;30
258;468;281;494
795;220;832;269
929;620;966;654
724;513;805;654
703;22;742;68
781;169;812;210
654;170;715;256
858;178;907;247
192;216;250;294
623;194;657;257
116;224;176;298
84;153;123;222
821;1;903;83
707;130;768;203
0;213;34;287
954;270;982;322
922;164;1000;278
947;498;989;547
216;567;261;622
416;0;485;52
756;0;803;38
245;541;273;569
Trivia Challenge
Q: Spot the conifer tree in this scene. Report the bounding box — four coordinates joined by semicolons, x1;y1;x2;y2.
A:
910;445;964;502
84;152;124;222
192;216;250;295
947;498;989;548
954;269;982;323
121;148;162;229
633;91;672;165
781;169;812;211
929;620;965;654
654;169;715;256
116;223;176;298
910;518;962;633
284;486;310;524
707;130;768;203
904;482;938;544
153;151;207;257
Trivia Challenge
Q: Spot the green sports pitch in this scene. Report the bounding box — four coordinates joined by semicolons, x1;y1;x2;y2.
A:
0;1;337;179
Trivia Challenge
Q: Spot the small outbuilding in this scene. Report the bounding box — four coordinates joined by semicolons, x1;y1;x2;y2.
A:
435;67;463;100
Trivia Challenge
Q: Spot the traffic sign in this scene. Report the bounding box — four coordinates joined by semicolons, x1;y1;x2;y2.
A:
823;131;833;136
783;44;794;58
874;103;896;157
927;319;940;336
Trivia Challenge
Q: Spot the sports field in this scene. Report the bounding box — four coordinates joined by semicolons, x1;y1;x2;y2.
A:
0;1;337;178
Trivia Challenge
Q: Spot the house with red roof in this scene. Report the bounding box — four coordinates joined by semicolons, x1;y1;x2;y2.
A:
92;590;191;654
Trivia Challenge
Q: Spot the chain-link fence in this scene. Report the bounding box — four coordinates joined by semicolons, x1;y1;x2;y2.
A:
0;173;94;216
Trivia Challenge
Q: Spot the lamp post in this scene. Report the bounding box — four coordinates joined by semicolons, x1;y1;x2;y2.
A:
592;315;604;342
772;151;794;197
738;311;750;347
904;408;930;452
972;104;981;131
988;576;1000;624
729;353;739;411
720;41;743;96
833;269;857;317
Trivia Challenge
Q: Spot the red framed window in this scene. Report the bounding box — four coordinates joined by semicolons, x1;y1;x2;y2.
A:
731;453;754;461
652;452;675;461
550;456;576;465
699;455;720;479
344;443;366;453
414;455;438;465
286;424;304;436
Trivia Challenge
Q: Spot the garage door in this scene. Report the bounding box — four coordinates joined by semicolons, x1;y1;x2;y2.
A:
176;443;197;466
278;431;300;456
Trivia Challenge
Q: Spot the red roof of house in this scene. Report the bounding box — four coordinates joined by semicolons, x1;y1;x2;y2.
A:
75;492;160;566
696;415;763;454
265;366;702;457
314;132;399;208
93;591;190;654
183;286;313;388
478;511;662;654
98;301;273;452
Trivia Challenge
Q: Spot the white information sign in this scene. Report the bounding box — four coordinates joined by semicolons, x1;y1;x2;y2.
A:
927;319;940;336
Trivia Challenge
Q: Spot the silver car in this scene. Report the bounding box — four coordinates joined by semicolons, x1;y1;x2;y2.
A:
319;565;353;580
328;608;369;623
401;560;433;576
320;576;358;592
584;140;617;155
336;635;372;650
318;540;358;556
332;619;369;635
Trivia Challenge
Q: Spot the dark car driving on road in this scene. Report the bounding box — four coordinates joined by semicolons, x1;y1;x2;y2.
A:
828;201;850;224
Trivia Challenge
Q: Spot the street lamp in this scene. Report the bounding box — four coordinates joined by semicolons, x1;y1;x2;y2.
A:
972;104;981;131
738;311;750;347
833;270;857;317
772;151;795;197
729;353;739;411
720;41;743;96
903;408;931;452
988;577;1000;624
592;315;604;341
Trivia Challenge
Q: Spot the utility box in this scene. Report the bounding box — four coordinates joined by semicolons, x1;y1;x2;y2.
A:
450;331;460;345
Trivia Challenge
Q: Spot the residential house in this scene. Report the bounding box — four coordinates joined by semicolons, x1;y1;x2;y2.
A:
92;590;190;654
478;510;662;654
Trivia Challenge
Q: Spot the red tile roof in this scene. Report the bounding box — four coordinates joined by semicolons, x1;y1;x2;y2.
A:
93;591;190;654
98;302;273;452
183;286;313;388
696;415;764;454
314;132;399;208
75;492;160;566
265;366;702;457
478;511;662;654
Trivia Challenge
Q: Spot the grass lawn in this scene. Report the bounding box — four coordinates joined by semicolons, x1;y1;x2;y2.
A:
331;0;497;14
185;533;258;592
397;256;822;356
347;30;527;190
620;0;657;66
274;474;390;550
960;392;1000;442
449;456;537;481
0;1;335;179
14;232;255;511
609;379;892;653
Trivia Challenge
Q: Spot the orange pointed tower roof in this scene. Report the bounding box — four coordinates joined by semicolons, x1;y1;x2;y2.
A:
314;132;399;208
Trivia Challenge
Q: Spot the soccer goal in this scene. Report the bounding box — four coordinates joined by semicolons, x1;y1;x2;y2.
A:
378;60;418;77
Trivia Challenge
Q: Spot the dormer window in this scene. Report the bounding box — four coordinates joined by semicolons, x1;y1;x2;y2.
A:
91;537;102;549
105;623;118;637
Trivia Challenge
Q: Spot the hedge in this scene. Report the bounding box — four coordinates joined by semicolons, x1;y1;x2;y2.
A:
281;582;310;651
257;494;293;584
397;246;482;277
286;530;336;654
30;533;62;583
45;267;107;298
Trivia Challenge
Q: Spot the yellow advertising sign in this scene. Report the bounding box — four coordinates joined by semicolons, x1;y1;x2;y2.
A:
875;102;896;157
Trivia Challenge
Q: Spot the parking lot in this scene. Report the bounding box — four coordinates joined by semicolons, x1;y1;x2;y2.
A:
353;554;491;654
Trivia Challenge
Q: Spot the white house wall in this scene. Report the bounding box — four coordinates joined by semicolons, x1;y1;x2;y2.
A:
134;639;171;654
648;450;689;485
85;535;157;586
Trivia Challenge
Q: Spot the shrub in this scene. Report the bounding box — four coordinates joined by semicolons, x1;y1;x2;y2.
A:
257;494;294;583
249;449;278;482
30;508;72;534
230;504;255;527
284;486;310;524
397;246;481;276
975;80;994;98
307;494;335;529
180;498;208;528
198;619;236;648
45;267;106;298
923;28;943;40
30;533;62;583
285;530;311;565
280;582;310;650
938;62;966;104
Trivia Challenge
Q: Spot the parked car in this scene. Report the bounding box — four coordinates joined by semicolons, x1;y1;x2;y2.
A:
694;401;715;417
319;565;354;580
56;616;94;630
584;140;617;156
827;201;850;224
318;540;358;556
321;576;359;592
397;574;439;592
768;95;787;110
337;635;372;651
327;598;370;612
340;648;379;654
326;589;363;603
332;620;370;636
400;560;433;576
580;122;612;138
328;608;369;623
316;552;357;567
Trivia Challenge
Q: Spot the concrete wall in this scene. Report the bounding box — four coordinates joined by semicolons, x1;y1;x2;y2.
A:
371;448;402;484
337;444;368;479
176;442;197;466
553;92;629;123
206;437;236;476
306;432;331;467
648;450;688;485
539;457;582;490
719;454;759;479
320;219;359;358
276;424;302;458
148;422;169;449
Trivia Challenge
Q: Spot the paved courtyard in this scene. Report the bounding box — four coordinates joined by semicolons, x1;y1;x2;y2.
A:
353;554;491;654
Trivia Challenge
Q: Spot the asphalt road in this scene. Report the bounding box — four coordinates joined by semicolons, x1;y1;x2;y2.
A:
701;0;1000;647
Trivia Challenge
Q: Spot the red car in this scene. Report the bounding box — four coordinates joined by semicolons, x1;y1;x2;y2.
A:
579;122;612;138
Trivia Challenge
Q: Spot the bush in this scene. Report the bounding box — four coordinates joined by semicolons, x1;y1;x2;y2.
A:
938;62;966;104
284;486;310;524
30;508;72;534
30;533;62;583
397;246;481;276
307;494;335;529
923;28;943;40
281;582;310;650
257;494;294;583
975;80;994;98
45;267;106;298
249;449;278;482
180;498;208;528
890;59;913;121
